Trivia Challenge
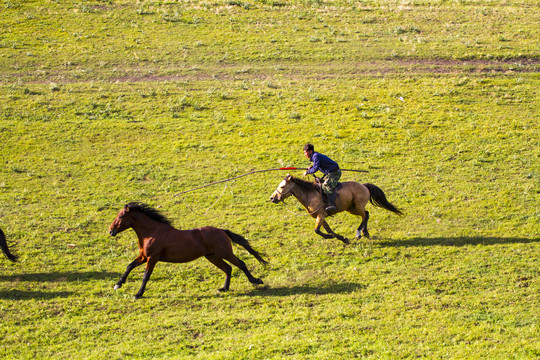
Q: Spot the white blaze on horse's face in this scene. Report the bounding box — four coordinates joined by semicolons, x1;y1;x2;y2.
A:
270;176;294;203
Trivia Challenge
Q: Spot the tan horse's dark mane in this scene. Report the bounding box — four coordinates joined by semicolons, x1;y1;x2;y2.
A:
290;176;319;193
126;202;173;226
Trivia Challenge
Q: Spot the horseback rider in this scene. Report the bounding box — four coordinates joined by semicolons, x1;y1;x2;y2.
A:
303;143;342;212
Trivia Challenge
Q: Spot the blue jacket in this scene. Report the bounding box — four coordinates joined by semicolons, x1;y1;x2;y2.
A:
306;152;339;175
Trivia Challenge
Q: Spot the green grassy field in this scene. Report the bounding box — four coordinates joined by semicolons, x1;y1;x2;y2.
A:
1;0;539;359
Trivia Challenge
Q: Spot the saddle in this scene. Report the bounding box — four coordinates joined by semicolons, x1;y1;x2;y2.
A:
313;178;343;192
313;178;342;214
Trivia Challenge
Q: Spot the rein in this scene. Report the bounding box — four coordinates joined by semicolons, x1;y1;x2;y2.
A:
284;201;323;217
275;183;294;198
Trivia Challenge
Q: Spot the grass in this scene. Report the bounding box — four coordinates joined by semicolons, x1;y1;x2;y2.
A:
1;0;539;359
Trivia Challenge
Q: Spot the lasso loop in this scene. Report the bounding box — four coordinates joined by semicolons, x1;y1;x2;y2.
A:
176;183;229;219
174;167;368;217
174;167;368;196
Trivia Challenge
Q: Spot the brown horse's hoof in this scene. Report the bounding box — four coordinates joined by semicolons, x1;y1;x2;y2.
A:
217;287;229;292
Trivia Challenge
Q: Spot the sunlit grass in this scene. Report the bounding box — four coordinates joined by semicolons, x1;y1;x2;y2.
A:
0;0;539;359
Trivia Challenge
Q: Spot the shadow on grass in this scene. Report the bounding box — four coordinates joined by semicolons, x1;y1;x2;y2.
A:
244;282;367;297
0;271;120;300
0;289;73;300
0;270;120;283
377;237;539;247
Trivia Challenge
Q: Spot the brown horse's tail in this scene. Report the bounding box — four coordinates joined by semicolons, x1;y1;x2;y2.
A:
0;227;18;262
364;183;403;216
224;230;269;266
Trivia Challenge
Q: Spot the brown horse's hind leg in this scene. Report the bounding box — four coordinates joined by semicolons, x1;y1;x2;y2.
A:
225;255;264;286
205;255;233;292
115;254;146;290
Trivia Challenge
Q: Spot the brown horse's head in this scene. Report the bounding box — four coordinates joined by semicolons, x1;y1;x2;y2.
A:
109;204;134;236
270;175;295;203
109;202;172;236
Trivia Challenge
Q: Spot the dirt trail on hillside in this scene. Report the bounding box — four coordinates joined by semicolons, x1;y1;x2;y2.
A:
3;59;539;84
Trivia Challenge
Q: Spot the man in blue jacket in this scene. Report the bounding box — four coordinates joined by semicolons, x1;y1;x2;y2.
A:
303;143;341;212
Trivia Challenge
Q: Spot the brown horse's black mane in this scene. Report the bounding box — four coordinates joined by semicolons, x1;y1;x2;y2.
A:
290;176;319;193
126;202;173;226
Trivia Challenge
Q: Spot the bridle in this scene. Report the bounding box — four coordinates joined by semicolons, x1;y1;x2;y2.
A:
274;181;323;216
275;182;295;199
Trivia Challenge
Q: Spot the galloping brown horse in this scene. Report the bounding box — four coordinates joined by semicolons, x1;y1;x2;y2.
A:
109;202;268;299
0;227;18;262
270;175;403;243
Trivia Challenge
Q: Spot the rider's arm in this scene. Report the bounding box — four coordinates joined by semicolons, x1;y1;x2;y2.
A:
305;153;319;175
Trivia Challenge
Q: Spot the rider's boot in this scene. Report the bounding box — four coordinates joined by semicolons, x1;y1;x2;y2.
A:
325;190;337;212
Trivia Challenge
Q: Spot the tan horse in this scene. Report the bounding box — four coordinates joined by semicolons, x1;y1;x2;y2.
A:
109;202;268;299
270;175;403;243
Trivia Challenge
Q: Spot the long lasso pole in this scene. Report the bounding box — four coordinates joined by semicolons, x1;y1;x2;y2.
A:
173;167;368;196
174;168;297;196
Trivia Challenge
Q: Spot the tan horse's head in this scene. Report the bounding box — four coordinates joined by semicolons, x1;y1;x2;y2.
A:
270;175;295;203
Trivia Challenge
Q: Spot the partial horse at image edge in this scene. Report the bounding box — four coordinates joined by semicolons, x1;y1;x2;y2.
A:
0;227;18;262
108;202;268;299
270;175;403;243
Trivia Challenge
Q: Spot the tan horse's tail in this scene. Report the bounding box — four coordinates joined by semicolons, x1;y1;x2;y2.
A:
0;227;18;262
364;183;403;216
224;230;269;266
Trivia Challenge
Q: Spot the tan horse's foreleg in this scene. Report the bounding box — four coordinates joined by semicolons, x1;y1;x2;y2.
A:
322;221;349;244
315;215;349;244
314;214;332;239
